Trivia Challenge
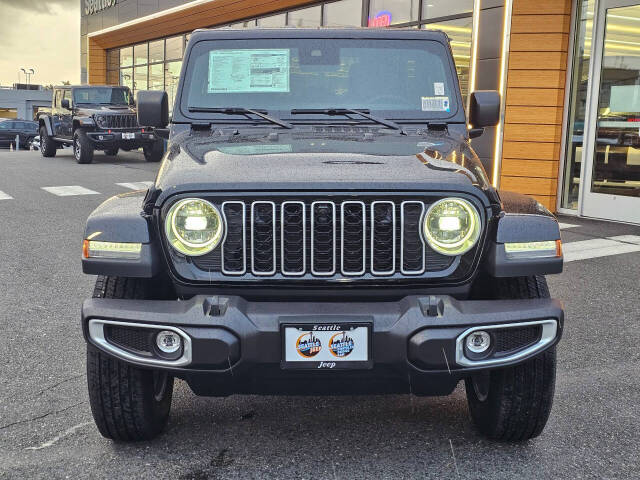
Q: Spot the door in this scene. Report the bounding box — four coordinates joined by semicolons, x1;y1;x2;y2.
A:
0;120;13;146
582;0;640;223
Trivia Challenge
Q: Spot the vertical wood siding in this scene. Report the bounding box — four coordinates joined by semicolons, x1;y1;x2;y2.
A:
500;0;573;211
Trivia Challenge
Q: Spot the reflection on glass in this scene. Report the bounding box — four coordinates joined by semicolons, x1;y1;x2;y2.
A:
324;0;363;27
422;0;473;19
120;47;133;68
369;0;419;25
257;14;286;27
134;43;147;65
149;63;164;90
288;6;321;27
149;40;164;63
591;5;640;198
562;0;596;209
166;36;184;60
423;18;472;98
134;66;148;92
164;61;182;112
120;68;133;91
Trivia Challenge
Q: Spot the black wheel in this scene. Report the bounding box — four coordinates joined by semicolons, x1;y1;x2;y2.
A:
73;129;94;164
87;276;174;441
104;147;118;156
143;141;164;162
40;126;57;157
465;276;556;441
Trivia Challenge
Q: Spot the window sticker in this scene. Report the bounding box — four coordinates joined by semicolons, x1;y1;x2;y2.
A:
208;49;290;93
421;96;450;112
434;82;445;96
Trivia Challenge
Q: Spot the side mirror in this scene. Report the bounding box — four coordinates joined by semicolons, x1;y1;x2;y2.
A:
469;91;500;128
61;98;70;110
137;90;168;128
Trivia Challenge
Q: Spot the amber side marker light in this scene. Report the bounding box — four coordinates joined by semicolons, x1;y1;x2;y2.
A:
83;240;142;259
504;240;562;259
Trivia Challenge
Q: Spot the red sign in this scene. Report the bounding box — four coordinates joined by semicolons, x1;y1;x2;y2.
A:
368;10;392;28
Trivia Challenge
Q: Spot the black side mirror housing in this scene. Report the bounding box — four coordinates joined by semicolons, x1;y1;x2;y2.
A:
469;91;500;128
61;98;70;110
137;90;169;128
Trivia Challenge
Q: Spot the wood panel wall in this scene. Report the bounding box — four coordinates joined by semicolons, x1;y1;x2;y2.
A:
88;37;107;84
500;0;573;211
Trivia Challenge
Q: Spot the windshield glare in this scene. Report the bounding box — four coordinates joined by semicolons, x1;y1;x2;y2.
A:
182;39;458;120
74;87;131;105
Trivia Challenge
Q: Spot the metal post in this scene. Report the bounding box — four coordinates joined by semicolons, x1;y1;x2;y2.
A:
15;135;20;151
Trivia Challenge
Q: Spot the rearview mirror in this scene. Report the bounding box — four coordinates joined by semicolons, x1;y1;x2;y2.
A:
469;91;500;128
137;90;168;128
61;98;70;110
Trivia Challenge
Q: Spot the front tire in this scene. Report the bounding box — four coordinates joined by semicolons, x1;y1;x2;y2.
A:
73;129;94;164
466;276;557;441
143;141;164;162
86;276;174;441
40;126;57;157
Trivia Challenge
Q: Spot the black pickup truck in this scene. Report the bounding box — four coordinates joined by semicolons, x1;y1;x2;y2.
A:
38;85;163;163
81;28;564;442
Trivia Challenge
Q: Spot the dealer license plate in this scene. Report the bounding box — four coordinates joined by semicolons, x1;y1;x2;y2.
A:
122;132;135;139
281;323;372;370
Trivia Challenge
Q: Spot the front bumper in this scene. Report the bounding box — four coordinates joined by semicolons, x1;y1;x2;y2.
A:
81;295;563;396
86;130;156;146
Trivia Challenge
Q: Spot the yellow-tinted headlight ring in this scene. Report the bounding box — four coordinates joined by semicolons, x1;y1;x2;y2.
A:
423;198;481;256
165;198;224;256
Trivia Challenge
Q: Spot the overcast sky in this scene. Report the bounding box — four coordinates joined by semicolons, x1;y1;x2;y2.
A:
0;0;80;87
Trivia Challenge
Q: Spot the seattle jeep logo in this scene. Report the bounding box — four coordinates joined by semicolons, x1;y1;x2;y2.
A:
296;332;321;358
84;0;117;15
329;331;355;358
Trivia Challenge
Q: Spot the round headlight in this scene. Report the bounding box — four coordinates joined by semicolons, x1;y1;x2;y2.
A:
165;198;224;256
423;198;480;256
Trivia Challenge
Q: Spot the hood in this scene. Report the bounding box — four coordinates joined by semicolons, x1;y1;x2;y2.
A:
153;128;492;204
76;105;136;116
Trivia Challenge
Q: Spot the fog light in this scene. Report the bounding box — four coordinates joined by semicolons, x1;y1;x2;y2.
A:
156;330;181;354
466;331;491;353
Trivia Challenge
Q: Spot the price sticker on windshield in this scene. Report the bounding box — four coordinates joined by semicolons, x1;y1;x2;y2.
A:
422;96;450;112
208;49;290;93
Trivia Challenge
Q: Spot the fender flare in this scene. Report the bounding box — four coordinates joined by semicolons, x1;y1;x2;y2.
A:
39;116;54;136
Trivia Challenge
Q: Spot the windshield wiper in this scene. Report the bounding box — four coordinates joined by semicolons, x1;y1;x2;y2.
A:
290;108;406;134
188;107;293;129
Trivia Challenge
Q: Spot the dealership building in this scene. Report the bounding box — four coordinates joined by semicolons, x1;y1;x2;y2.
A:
81;0;639;224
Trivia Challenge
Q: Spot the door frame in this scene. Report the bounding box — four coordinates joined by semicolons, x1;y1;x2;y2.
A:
579;0;640;223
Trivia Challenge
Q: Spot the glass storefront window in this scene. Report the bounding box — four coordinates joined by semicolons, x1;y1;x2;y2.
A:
134;66;148;92
120;68;133;91
134;43;148;65
149;40;164;64
369;0;419;26
120;47;133;68
562;0;596;209
324;0;363;27
422;0;473;20
257;14;286;27
149;63;164;90
288;6;322;27
165;61;182;112
423;17;473;98
166;36;184;60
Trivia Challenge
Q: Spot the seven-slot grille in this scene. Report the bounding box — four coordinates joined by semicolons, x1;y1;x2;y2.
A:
98;114;138;129
191;199;460;279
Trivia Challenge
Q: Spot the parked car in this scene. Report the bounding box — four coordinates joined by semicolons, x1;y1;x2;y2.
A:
38;85;163;163
29;136;40;150
81;28;565;442
0;119;38;149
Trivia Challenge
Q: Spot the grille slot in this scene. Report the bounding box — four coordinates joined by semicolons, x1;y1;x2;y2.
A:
494;326;542;354
221;202;246;274
311;202;336;275
251;201;276;275
190;198;460;279
371;201;396;275
104;325;153;354
100;114;138;129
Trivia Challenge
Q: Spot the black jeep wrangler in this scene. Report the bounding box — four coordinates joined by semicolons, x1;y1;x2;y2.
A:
38;85;163;163
81;29;564;442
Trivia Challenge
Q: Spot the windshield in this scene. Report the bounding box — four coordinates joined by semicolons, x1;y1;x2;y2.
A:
73;87;131;105
181;38;459;121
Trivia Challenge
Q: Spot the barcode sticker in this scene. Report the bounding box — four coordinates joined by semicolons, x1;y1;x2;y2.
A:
421;96;450;112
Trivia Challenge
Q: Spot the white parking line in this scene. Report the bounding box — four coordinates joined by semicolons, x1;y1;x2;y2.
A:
116;181;154;190
41;186;100;196
564;237;640;262
0;190;13;200
559;222;579;230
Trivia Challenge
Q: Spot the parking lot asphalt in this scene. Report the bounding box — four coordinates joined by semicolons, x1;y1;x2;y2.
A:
0;149;639;480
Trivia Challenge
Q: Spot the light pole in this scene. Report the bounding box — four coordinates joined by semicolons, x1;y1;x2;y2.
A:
20;68;35;86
